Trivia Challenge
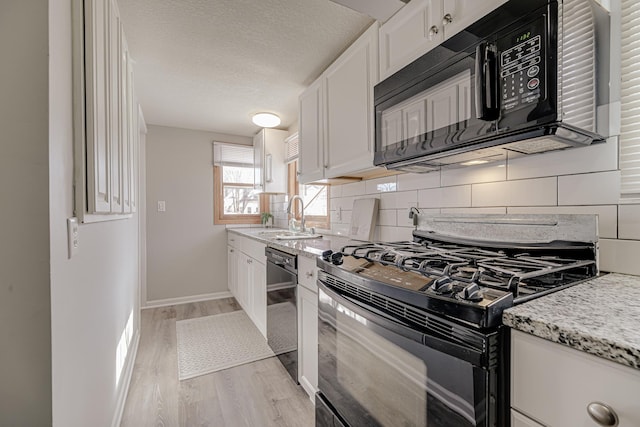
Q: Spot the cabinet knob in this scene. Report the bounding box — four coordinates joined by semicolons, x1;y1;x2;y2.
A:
442;13;453;26
247;259;252;264
428;25;439;38
305;271;314;278
587;402;619;426
230;249;234;253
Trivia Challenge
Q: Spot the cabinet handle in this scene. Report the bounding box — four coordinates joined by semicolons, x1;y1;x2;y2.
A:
442;13;453;26
428;25;439;38
587;402;619;426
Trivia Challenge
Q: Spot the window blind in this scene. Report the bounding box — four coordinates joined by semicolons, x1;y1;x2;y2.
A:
620;0;640;198
212;142;254;167
284;133;299;163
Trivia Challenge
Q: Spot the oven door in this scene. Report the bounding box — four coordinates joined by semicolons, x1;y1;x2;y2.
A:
317;281;502;427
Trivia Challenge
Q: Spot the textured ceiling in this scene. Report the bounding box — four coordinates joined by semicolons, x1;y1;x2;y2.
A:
117;0;373;137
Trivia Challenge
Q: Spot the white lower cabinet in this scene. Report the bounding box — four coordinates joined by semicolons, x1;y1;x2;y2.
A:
511;409;544;427
227;234;267;338
297;256;318;400
511;329;640;427
297;283;318;400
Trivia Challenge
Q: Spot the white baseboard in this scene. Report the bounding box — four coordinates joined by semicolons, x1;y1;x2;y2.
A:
299;376;317;405
143;290;233;309
111;330;140;427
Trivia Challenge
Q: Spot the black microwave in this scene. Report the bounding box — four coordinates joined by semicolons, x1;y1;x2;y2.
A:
374;0;610;173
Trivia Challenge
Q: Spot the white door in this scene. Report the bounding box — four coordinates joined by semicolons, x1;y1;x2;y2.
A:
442;0;507;39
297;285;318;399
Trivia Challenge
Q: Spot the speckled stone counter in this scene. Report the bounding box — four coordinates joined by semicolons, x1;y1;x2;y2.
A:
503;273;640;370
227;227;355;258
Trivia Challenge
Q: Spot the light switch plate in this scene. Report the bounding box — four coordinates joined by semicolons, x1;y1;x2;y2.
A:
67;217;79;259
157;200;166;212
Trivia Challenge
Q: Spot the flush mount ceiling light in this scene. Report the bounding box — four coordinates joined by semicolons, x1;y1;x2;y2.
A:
252;112;281;128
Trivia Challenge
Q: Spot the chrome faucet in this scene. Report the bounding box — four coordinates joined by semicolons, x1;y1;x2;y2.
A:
287;195;305;232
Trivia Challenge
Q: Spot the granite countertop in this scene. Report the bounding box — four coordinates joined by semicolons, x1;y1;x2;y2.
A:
503;273;640;370
227;227;356;258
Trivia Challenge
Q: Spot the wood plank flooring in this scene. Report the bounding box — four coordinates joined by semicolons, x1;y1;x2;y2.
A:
120;298;314;427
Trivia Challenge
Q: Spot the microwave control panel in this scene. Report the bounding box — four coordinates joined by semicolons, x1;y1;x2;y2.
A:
499;20;546;112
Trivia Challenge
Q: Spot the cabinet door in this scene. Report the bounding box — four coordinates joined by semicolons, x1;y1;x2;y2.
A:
379;0;443;80
442;0;507;39
237;253;250;311
253;131;265;192
250;259;267;338
108;0;123;213
84;0;111;213
263;129;288;194
227;246;238;298
299;77;325;183
297;285;318;399
324;23;379;178
120;35;131;213
511;410;544;427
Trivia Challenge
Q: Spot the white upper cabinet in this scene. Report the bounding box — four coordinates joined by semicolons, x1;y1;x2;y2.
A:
253;128;288;193
298;22;379;183
75;0;139;221
379;0;506;80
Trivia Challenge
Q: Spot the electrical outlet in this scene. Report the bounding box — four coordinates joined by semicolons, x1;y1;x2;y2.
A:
157;201;166;212
67;217;79;259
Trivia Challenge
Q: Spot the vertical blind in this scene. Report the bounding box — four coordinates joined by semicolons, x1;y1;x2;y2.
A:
212;142;254;167
621;0;640;198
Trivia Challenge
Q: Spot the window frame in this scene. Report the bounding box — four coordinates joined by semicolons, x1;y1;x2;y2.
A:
213;165;268;224
287;161;330;229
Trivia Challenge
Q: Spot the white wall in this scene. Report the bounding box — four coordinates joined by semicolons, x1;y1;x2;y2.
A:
49;1;142;427
145;125;251;304
329;137;640;275
0;1;52;425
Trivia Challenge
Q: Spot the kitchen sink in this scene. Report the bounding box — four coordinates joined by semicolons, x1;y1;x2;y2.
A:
258;230;322;240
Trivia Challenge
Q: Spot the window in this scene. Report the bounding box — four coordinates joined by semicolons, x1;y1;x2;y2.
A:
288;161;330;229
213;142;267;224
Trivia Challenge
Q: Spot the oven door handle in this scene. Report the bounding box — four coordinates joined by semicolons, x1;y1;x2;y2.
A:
318;281;487;365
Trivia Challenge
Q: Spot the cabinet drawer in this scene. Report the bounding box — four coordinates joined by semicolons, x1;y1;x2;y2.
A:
243;237;266;263
511;330;640;426
297;256;318;292
227;232;239;248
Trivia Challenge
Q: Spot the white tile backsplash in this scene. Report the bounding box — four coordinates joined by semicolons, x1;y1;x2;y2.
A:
619;204;640;240
378;209;397;226
380;190;418;210
507;137;618;180
365;176;398;194
441;207;507;214
418;186;471;208
558;171;621;205
599;238;640;275
329;184;342;198
397;171;441;191
472;177;557;207
378;226;414;241
441;161;506;187
341;181;366;197
507;205;618;239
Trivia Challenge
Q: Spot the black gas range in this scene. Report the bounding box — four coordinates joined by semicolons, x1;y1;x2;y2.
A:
315;214;599;427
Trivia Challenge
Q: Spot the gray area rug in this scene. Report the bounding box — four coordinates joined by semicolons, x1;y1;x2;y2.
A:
176;310;274;380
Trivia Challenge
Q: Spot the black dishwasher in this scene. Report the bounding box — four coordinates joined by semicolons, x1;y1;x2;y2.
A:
265;247;298;383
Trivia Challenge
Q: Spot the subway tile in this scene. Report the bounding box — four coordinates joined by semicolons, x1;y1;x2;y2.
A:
329;184;342;198
441;207;507;215
599;238;640;275
380;190;418;210
341;181;366;197
378;210;397;226
365;176;398;194
330;223;350;235
507;205;618;239
418;186;472;208
441;161;506;187
472;177;557;207
619;204;640;240
379;226;415;241
507;137;618;180
396;171;441;191
558;171;621;205
398;207;440;227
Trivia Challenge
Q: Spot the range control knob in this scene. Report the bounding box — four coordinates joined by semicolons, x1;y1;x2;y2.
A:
331;252;344;266
430;276;453;294
458;283;483;302
321;250;333;262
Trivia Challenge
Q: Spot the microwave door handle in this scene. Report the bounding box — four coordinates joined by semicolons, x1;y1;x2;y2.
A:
475;42;499;121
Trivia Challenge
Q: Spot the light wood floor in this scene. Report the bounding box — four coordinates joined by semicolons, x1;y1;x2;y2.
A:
120;298;314;427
